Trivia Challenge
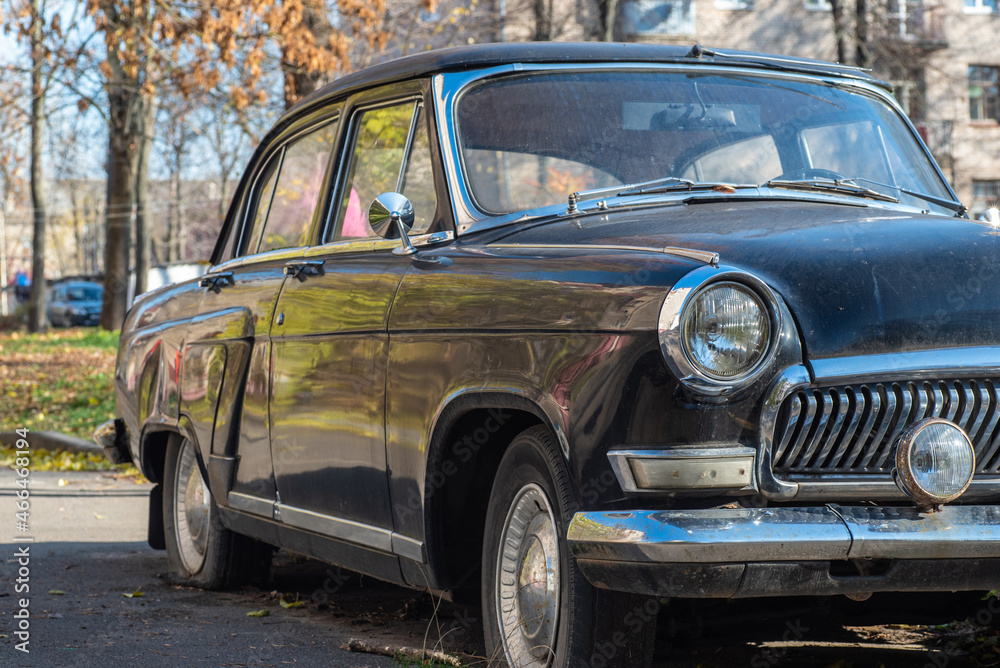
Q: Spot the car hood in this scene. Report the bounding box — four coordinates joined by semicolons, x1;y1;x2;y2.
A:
64;300;102;311
500;200;1000;361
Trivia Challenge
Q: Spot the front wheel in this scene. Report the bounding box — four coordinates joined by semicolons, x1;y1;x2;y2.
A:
482;425;656;667
162;434;272;589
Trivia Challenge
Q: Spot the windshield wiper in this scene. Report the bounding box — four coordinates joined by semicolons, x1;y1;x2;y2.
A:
567;177;755;213
766;178;900;204
767;176;967;215
836;176;967;215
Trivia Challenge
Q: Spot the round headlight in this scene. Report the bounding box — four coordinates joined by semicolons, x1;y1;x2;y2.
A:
682;282;771;381
894;418;975;507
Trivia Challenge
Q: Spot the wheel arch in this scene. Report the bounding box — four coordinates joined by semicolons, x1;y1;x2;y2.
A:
421;391;561;591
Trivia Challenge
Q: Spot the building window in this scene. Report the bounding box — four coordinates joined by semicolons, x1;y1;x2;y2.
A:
804;0;832;10
622;0;695;35
965;0;996;13
890;67;926;122
715;0;752;9
969;66;1000;122
972;180;1000;218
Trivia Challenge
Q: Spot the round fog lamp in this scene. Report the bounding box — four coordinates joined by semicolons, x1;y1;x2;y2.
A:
894;418;975;507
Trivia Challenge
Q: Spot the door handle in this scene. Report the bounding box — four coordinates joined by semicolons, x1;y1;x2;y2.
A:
283;260;325;280
199;272;234;291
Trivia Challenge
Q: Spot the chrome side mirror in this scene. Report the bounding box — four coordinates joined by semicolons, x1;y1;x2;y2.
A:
369;192;416;255
979;207;1000;228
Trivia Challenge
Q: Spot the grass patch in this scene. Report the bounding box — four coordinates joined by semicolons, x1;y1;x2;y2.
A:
0;445;129;472
0;327;119;442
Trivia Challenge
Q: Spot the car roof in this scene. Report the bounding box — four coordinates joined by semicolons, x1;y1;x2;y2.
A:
55;281;102;289
290;42;889;116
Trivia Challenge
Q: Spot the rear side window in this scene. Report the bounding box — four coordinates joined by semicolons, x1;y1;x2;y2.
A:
244;121;338;255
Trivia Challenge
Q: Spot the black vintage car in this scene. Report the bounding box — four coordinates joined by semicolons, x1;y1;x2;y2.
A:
97;43;1000;667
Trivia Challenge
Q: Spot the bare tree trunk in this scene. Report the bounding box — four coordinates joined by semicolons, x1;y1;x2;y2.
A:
855;0;870;68
602;0;619;41
100;46;140;331
27;0;47;333
172;143;183;262
829;0;850;65
534;0;552;39
134;94;157;297
218;172;230;221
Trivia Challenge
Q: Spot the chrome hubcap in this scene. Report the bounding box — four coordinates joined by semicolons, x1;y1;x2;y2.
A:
496;483;560;668
175;440;211;574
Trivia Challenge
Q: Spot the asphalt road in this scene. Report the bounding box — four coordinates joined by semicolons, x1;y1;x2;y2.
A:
0;470;991;667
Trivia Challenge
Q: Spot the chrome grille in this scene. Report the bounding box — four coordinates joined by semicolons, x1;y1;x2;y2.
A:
771;379;1000;475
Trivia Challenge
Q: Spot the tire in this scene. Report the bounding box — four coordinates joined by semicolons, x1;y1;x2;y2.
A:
482;425;656;668
162;434;272;589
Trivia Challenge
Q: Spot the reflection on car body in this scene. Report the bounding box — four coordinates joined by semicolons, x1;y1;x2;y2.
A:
97;43;1000;667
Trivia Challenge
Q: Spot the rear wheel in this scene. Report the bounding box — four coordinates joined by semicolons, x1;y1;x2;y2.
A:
162;434;272;589
482;425;656;667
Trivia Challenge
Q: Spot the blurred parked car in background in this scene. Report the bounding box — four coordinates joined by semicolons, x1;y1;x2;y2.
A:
48;281;103;327
97;43;1000;667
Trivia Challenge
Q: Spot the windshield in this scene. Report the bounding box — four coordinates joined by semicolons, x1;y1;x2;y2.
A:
66;286;102;301
455;70;956;216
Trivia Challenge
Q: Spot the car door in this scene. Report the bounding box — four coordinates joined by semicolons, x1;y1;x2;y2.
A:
268;87;441;558
190;111;340;515
48;286;63;325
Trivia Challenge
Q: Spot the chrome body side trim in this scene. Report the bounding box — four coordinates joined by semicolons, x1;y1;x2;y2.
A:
810;347;1000;384
488;243;720;266
567;505;1000;564
278;504;394;553
227;494;428;562
391;534;427;563
227;492;275;518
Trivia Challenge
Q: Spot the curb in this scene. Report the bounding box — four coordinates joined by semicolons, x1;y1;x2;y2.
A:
0;430;103;455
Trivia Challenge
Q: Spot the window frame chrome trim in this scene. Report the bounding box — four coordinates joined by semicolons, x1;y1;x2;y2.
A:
236;113;344;259
321;94;424;245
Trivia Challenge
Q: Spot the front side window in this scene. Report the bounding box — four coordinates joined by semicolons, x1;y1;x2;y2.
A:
335;101;437;240
969;66;1000;122
243;121;338;255
456;70;955;215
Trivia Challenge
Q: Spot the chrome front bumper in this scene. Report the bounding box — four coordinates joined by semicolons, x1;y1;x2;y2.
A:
567;505;1000;597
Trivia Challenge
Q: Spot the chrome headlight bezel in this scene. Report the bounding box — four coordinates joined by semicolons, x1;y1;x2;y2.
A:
893;417;975;507
658;266;782;396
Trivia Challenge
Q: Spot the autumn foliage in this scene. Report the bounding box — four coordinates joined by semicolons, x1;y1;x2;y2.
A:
86;0;398;109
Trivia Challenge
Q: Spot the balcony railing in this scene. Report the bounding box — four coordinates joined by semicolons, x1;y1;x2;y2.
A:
888;3;947;48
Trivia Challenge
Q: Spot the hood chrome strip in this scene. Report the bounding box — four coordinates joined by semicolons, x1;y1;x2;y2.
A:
488;243;720;266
